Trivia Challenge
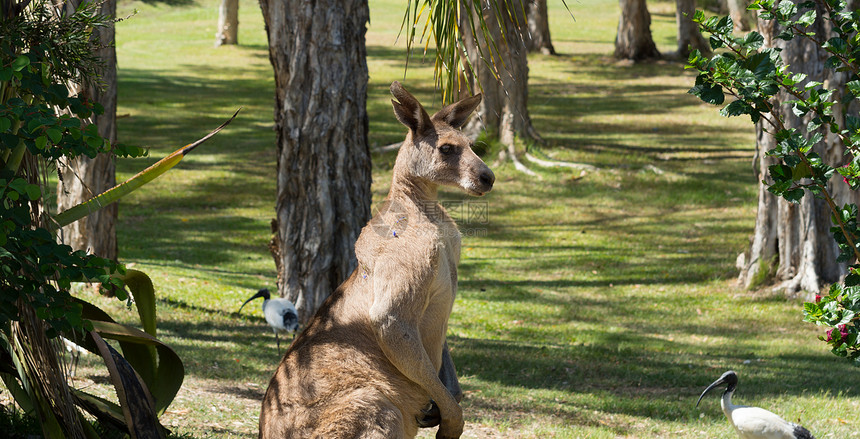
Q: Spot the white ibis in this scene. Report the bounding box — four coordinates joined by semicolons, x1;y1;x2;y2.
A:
696;370;816;439
238;288;299;354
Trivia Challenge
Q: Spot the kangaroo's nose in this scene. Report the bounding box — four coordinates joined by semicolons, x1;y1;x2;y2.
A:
479;170;495;189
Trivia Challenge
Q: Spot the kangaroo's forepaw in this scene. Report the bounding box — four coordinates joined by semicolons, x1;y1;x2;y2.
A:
436;417;464;439
417;401;441;428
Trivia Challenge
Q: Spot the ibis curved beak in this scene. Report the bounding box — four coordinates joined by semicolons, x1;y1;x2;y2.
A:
696;375;728;408
238;290;267;313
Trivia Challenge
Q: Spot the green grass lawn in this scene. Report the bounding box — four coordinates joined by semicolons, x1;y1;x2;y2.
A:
31;0;860;437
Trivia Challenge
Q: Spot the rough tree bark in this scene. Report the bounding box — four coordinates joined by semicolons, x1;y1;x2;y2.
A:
215;0;239;46
525;0;555;55
675;0;710;58
738;4;856;296
615;0;661;61
259;0;372;323
56;0;118;260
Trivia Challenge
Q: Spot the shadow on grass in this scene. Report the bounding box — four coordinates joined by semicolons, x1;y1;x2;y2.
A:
450;332;858;433
116;65;278;271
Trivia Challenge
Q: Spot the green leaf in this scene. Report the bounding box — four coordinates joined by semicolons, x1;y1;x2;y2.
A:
824;37;849;54
791;73;809;85
784;187;805;203
689;77;725;105
85;135;103;149
826;55;843;69
797;10;817;26
8;177;27;195
0;117;11;133
776;0;797;18
720;100;752;118
793;162;812;180
46;127;63;144
745;52;776;79
35;135;47;150
742;31;765;50
804;81;823;91
10;55;29;72
769;163;793;181
90;320;184;414
24;184;41;201
804;301;822;319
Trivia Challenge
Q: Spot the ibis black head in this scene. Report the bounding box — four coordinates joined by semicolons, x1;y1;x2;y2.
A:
696;370;738;408
238;288;271;313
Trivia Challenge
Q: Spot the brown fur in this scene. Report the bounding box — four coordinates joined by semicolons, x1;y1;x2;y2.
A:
259;82;494;439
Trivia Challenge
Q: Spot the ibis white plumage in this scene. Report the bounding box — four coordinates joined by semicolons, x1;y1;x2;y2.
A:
239;288;299;354
696;370;815;439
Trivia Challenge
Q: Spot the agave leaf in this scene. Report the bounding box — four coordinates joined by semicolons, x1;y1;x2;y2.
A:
0;371;34;413
122;269;159;383
53;109;240;228
89;330;165;439
71;269;182;414
72;304;184;415
123;269;157;337
78;410;103;439
72;391;129;437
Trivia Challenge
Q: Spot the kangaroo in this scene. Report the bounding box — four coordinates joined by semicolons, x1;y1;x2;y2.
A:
258;82;494;439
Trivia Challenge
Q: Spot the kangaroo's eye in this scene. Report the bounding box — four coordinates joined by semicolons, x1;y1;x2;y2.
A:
439;144;453;155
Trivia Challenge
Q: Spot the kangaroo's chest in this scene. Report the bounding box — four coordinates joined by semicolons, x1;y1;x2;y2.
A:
421;224;460;335
433;221;461;297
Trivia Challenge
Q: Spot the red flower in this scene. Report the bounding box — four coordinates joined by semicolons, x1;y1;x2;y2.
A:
826;328;834;342
815;294;822;303
839;324;849;340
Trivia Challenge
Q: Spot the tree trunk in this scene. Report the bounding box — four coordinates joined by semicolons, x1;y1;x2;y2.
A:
56;0;118;260
525;0;555;55
615;0;661;61
215;0;239;46
675;0;710;58
460;0;537;147
260;0;372;323
726;0;750;33
738;5;855;296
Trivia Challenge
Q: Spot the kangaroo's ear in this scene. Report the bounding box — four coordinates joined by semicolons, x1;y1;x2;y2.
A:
391;81;433;136
431;93;482;129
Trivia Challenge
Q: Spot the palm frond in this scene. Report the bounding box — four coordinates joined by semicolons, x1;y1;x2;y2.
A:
402;0;519;103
